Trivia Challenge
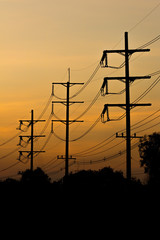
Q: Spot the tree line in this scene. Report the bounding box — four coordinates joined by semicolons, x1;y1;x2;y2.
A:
0;132;160;196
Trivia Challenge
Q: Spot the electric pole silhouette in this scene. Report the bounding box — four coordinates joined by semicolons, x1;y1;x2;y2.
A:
18;109;45;171
52;68;84;180
101;32;151;180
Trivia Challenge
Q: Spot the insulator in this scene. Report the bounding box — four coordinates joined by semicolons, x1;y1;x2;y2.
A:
100;87;105;96
52;84;54;96
105;79;108;94
51;102;54;114
104;54;108;67
51;121;53;133
101;113;104;123
106;106;110;121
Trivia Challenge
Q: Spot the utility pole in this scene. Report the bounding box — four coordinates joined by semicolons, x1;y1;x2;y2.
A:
100;32;151;180
125;32;131;180
66;69;70;177
18;109;45;171
52;68;84;179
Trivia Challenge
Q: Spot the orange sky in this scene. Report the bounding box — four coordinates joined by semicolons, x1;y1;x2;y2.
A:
0;0;160;183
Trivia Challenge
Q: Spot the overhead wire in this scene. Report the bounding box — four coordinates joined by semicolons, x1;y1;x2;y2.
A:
70;90;101;123
74;106;160;158
132;75;160;104
53;63;101;101
70;114;101;142
77;139;126;158
70;63;101;99
78;108;160;158
0;161;20;173
77;140;139;166
137;34;160;49
128;2;160;32
0;94;53;147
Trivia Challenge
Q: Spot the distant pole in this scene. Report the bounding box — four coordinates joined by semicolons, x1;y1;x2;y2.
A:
125;32;131;180
65;70;70;178
31;109;34;171
52;71;84;179
18;111;45;171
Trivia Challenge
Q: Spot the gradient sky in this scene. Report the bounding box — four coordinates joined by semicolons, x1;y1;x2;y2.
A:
0;0;160;182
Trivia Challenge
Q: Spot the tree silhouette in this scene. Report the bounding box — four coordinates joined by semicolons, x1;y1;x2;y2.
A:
19;167;51;185
139;132;160;184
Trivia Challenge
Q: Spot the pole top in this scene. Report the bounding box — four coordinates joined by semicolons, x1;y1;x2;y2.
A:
68;68;70;83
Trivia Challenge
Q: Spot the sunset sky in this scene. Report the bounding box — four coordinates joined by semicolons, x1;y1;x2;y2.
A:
0;0;160;182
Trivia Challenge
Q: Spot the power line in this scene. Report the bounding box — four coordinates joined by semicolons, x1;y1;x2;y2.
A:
0;94;53;147
0;162;20;173
2;108;159;176
136;121;160;134
77;139;126;158
77;140;139;166
73;109;159;158
128;2;160;32
74;134;116;156
132;75;160;104
149;69;160;76
112;2;160;48
0;145;22;160
71;61;100;71
52;113;101;142
72;76;160;157
70;115;101;142
138;34;160;49
79;111;160;158
70;63;101;99
70;90;101;123
53;63;101;101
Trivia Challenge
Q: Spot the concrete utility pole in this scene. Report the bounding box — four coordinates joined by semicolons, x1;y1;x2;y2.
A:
18;109;45;171
100;32;151;180
52;68;84;179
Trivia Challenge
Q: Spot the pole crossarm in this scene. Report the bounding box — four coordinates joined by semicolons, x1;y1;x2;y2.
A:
101;76;151;95
102;103;151;114
19;151;45;153
52;120;84;123
19;135;45;138
103;76;151;81
52;101;84;106
19;120;45;122
57;155;76;160
100;49;150;66
116;132;142;139
52;82;84;96
102;49;150;54
52;82;84;86
18;150;45;160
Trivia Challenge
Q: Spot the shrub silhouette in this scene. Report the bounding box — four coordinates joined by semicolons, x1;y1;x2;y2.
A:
19;167;51;185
